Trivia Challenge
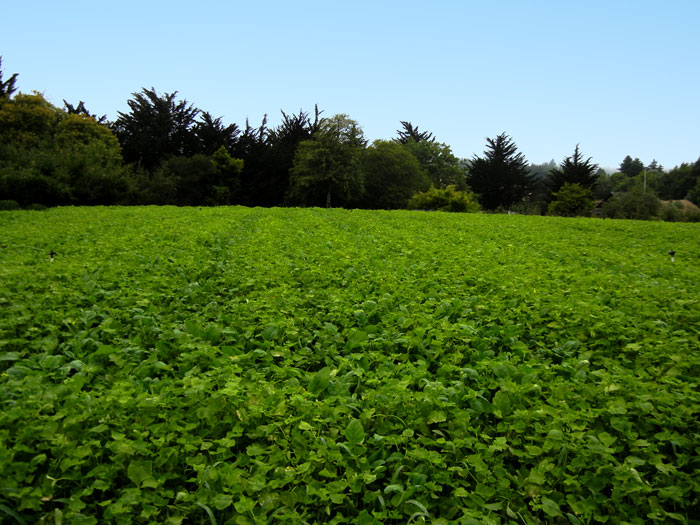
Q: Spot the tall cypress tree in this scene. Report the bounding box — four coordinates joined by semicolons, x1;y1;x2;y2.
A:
547;144;599;195
0;57;19;99
468;133;535;210
112;88;199;170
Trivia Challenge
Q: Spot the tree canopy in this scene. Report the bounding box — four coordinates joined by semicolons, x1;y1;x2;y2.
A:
285;114;366;208
547;144;599;195
0;57;18;99
468;133;535;210
1;57;698;216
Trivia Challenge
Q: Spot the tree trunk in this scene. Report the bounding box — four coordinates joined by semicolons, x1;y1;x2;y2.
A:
326;185;332;208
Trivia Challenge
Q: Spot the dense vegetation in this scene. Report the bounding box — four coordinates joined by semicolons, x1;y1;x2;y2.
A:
1;57;700;218
1;207;699;524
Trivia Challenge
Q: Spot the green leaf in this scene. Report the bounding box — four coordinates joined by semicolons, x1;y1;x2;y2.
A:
260;324;278;341
196;503;216;525
298;421;314;431
345;418;365;445
540;496;563;517
213;493;233;510
234;496;255;513
127;460;153;487
309;367;331;395
0;504;27;525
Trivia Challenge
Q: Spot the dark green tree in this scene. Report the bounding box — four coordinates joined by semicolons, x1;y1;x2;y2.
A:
658;161;698;200
619;155;645;177
467;133;535;210
112;88;200;170
395;121;434;144
547;145;599;195
231;116;271;206
402;139;466;189
0;93;128;206
359;140;430;209
63;100;107;124
394;122;465;189
286;114;366;208
0;57;19;99
258;107;322;206
600;186;661;220
155;147;242;206
193;112;240;155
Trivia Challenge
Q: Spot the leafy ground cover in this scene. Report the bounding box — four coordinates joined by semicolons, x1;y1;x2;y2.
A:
0;206;699;524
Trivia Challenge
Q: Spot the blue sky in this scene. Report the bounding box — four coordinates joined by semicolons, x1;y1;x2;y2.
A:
3;1;699;170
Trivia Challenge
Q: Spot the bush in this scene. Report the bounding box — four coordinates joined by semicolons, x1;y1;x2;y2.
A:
408;185;481;212
659;202;684;222
25;203;48;211
547;183;594;217
0;199;20;210
600;188;661;220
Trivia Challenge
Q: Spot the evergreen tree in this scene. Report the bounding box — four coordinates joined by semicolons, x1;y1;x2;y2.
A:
619;155;645;177
547;144;599;195
193;112;240;155
230;116;271;206
394;121;434;144
63;100;108;124
259;107;322;206
0;57;19;99
112;88;200;170
467;133;535;210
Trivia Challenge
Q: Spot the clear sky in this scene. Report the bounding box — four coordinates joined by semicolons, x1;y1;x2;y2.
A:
3;1;699;171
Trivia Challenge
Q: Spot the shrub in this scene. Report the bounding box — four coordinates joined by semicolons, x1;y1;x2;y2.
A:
408;185;481;212
600;188;661;220
25;203;48;211
0;199;20;210
547;183;594;217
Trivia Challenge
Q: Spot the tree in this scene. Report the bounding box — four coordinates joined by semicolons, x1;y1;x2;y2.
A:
393;122;466;189
286;114;366;207
0;57;18;99
0;93;128;206
600;186;661;220
231;116;271;206
658;161;698;200
192;112;240;155
359;140;430;209
63;100;107;124
619;155;645;177
687;176;700;206
258;107;322;206
155;147;242;206
402;139;466;189
112;88;200;170
547;183;594;217
394;121;434;144
467;133;535;210
547;145;599;195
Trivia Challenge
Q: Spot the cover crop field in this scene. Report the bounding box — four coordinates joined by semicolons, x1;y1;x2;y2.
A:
1;206;699;524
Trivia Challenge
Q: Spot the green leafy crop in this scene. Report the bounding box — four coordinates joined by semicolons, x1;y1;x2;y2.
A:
0;207;699;524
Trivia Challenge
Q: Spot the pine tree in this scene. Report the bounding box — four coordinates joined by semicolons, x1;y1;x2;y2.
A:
0;57;19;99
394;121;434;144
467;133;535;210
619;155;645;177
547;144;599;195
112;88;200;169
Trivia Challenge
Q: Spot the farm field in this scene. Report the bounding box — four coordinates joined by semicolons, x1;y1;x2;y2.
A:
1;206;699;524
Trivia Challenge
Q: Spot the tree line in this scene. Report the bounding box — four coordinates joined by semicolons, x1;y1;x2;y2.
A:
1;57;699;220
